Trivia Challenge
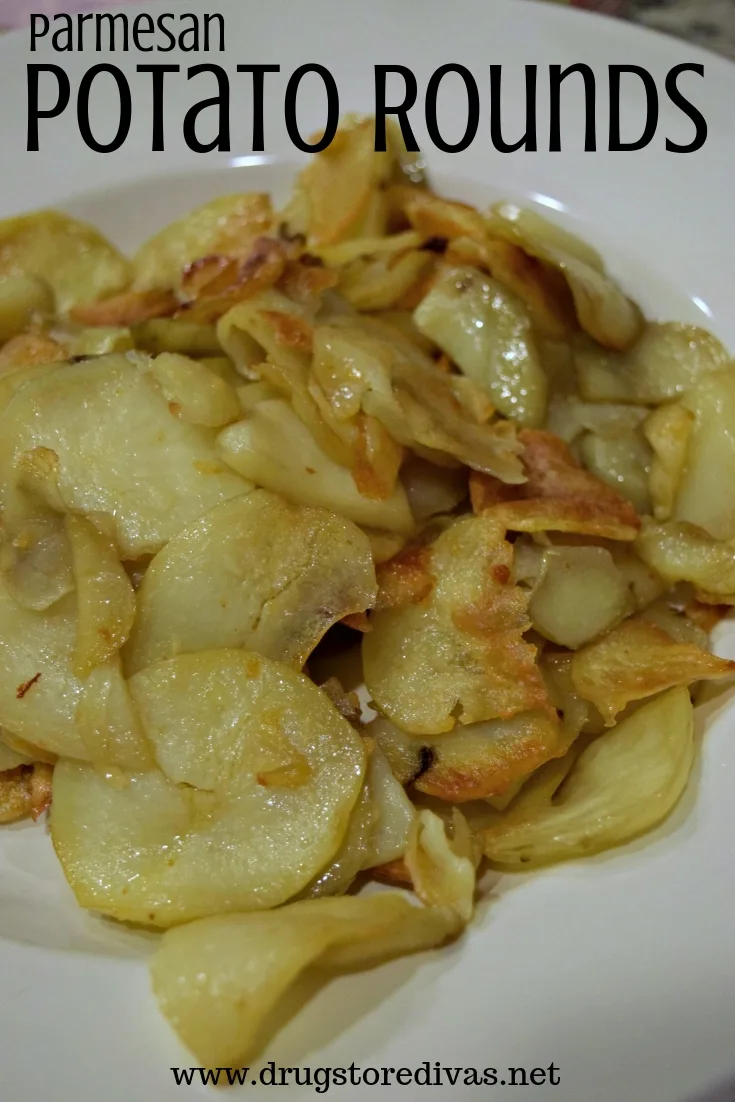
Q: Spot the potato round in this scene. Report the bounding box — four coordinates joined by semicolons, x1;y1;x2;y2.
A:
0;574;86;759
125;490;376;675
0;354;252;558
51;649;366;926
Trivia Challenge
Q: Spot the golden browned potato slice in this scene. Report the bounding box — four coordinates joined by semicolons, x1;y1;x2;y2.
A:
125;491;376;675
575;323;731;404
486;203;643;351
132;194;274;291
644;403;694;522
570;616;735;725
470;428;641;541
0;354;252;558
217;398;413;533
369;708;563;803
0;762;53;824
482;687;694;867
150;892;463;1067
413;265;548;427
364;515;552;735
51;649;366;926
673;369;735;541
0;211;130;313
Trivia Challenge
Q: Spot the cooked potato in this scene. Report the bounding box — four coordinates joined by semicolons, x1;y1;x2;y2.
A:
400;457;467;522
571;616;735;724
299;780;375;899
151;892;462;1067
370;708;563;803
0;575;86;759
644;403;694;522
0;762;53;824
66;515;136;678
486;203;643;351
546;394;647;444
75;658;153;772
575;323;731;404
218;399;413;532
52;650;366;925
146;353;241;428
0;273;53;343
364;515;552;734
0;211;131;313
578;428;652;515
340;250;433;311
529;545;633;649
0;487;74;612
133;194;274;291
470;429;641;541
413;266;547;426
405;809;476;923
125;491;376;674
132;318;222;357
65;326;134;357
362;744;416;868
673;369;735;540
0;354;252;558
636;519;735;597
483;687;694;867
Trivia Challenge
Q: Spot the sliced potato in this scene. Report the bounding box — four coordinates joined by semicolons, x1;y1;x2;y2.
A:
75;658;153;773
405;809;476;923
0;762;53;824
299;781;376;899
0;576;86;759
125;491;376;674
529;545;633;649
483;687;695;867
644;403;694;522
0;354;252;558
362;744;416;868
636;519;735;597
0;211;130;313
132;318;222;358
578;428;652;515
470;428;641;541
570;616;735;724
0;486;74;612
146;353;241;428
673;369;735;540
364;515;552;735
413;265;547;427
151;893;461;1067
487;203;643;351
575;323;731;404
133;194;274;291
217;399;413;533
0;273;53;343
546;394;647;445
52;650;366;925
400;457;467;522
65;326;134;357
370;708;562;804
66;515;136;678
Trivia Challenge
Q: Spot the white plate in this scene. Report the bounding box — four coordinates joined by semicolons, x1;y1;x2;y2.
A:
2;3;735;1100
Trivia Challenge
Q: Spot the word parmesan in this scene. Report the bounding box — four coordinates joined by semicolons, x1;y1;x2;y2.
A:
30;11;225;54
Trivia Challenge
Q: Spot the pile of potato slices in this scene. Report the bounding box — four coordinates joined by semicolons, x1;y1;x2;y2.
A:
0;115;734;1067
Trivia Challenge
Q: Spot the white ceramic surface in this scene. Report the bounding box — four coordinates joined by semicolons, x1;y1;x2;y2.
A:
1;2;735;1100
